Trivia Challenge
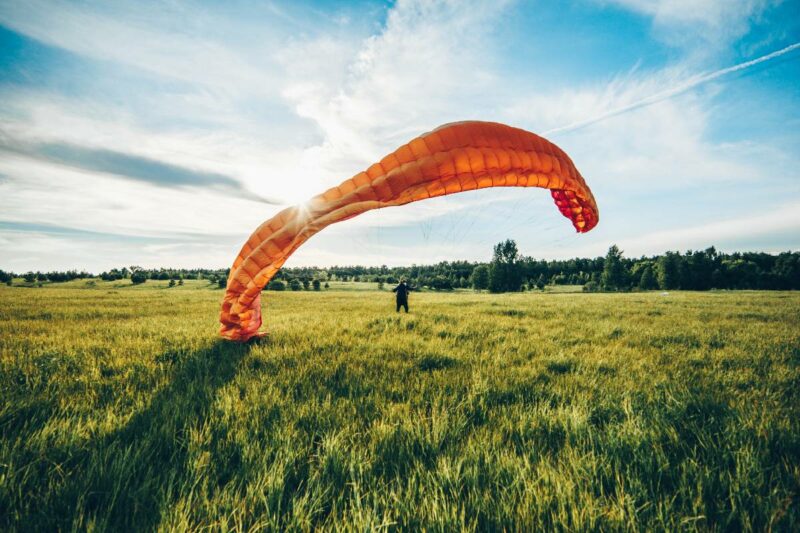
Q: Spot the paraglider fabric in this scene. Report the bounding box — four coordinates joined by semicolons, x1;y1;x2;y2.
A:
220;121;599;341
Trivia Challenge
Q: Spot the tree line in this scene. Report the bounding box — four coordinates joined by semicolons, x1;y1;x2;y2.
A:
1;242;797;291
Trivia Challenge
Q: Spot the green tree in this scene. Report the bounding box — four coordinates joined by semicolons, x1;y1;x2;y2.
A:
601;245;628;291
168;279;176;288
683;248;715;290
583;280;600;292
657;252;682;290
312;279;321;291
268;280;286;291
131;271;147;285
638;265;657;290
470;265;490;291
217;277;227;289
430;275;453;290
488;240;522;293
773;252;800;289
289;278;302;291
722;259;760;289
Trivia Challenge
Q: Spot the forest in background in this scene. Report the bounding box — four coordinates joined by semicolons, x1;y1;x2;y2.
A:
2;243;798;292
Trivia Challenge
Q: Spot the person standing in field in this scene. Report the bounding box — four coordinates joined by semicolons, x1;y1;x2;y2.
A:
392;278;415;313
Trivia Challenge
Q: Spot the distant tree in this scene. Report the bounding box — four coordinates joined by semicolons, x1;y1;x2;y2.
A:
218;277;227;289
601;245;628;291
168;279;176;287
583;281;600;292
312;279;321;291
178;279;184;286
773;252;800;289
638;265;657;290
0;270;12;284
711;268;725;289
378;280;385;290
302;278;310;290
722;259;760;289
489;240;522;293
657;252;682;290
430;275;453;290
535;274;546;290
683;248;715;290
289;279;302;291
24;272;36;283
131;271;147;285
324;281;330;289
268;280;286;291
470;265;489;291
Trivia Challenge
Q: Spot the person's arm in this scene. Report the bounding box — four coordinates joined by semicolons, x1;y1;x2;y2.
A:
392;285;398;293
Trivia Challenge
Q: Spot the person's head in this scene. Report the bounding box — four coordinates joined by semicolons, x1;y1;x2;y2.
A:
400;277;407;284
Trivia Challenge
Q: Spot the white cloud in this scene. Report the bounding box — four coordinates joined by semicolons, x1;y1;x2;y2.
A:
0;154;274;239
540;42;800;136
0;230;238;272
0;0;281;96
506;69;761;192
280;0;512;171
0;0;797;272
618;199;800;254
601;0;776;51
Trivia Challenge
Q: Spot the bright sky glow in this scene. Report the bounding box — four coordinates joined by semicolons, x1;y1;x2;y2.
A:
1;0;798;272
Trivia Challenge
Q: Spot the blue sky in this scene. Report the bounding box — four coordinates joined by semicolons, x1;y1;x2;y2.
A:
0;0;798;272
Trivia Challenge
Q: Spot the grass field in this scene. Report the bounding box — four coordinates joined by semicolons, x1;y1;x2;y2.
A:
1;282;798;531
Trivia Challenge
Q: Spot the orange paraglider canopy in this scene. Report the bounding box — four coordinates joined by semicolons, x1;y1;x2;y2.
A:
220;121;599;341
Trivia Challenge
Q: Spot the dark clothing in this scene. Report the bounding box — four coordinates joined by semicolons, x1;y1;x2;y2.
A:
392;282;411;299
392;282;414;313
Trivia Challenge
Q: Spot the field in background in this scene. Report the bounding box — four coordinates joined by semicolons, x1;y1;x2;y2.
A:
1;284;798;530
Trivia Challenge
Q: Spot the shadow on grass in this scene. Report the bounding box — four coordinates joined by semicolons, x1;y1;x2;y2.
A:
22;338;259;531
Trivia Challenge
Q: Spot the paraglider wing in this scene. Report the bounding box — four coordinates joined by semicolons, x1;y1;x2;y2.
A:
220;121;599;341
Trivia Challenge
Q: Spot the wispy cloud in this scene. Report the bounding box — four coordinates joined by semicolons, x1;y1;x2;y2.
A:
0;220;190;243
0;137;278;203
618;200;800;254
0;0;281;95
0;0;797;271
280;0;512;165
544;41;800;136
600;0;777;51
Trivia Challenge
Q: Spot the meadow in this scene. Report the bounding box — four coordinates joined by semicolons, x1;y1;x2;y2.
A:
1;281;798;531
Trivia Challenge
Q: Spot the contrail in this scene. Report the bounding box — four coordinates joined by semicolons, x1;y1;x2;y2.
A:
544;41;800;136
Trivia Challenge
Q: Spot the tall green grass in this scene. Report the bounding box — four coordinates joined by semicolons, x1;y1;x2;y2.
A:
1;283;798;530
